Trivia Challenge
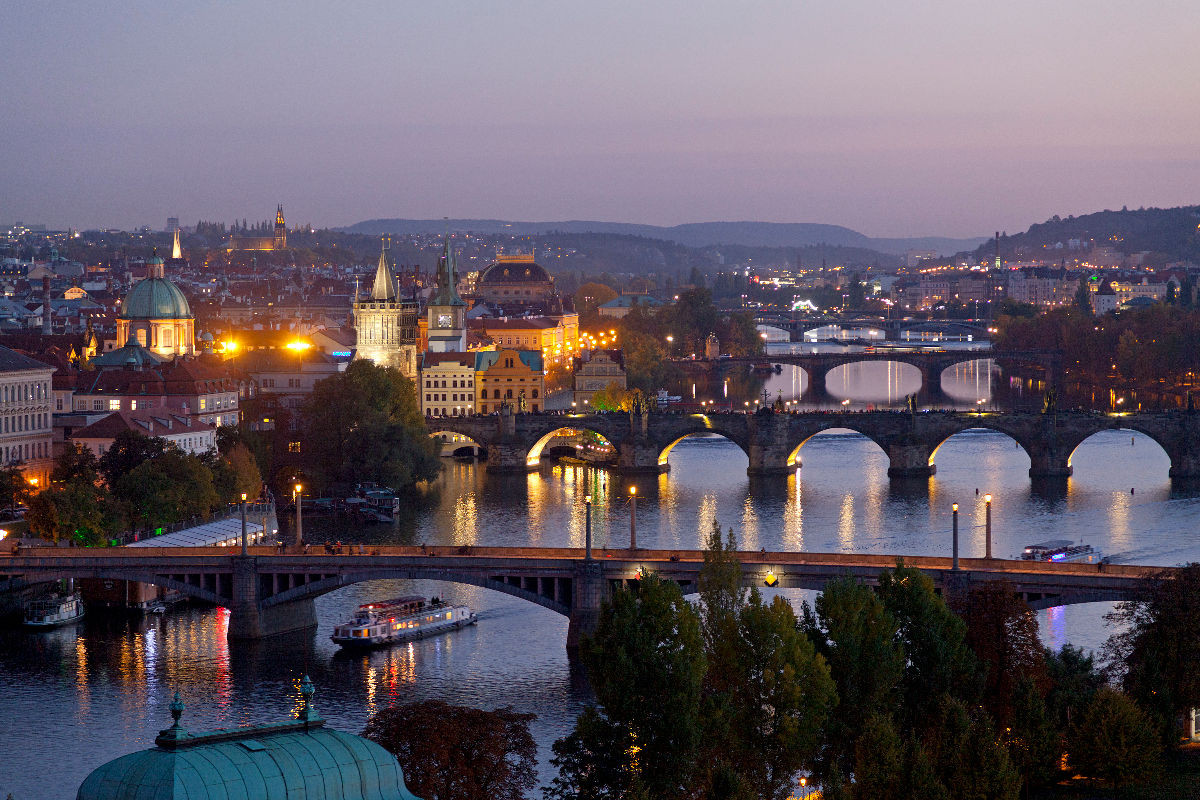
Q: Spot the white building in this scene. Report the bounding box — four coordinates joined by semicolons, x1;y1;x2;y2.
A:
419;352;477;417
71;410;216;458
0;346;55;487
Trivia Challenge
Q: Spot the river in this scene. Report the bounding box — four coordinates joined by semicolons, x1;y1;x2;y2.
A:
2;340;1197;799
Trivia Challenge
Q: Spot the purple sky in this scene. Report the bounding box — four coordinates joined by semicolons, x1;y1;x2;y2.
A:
2;1;1198;237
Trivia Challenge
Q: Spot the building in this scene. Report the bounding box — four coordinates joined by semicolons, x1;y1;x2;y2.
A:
224;205;288;251
71;410;216;457
76;679;422;800
419;352;477;417
354;240;418;376
473;252;555;311
115;253;196;358
573;349;625;408
426;236;467;353
0;346;54;487
241;348;347;411
597;294;663;319
469;314;579;370
475;349;544;414
73;352;241;428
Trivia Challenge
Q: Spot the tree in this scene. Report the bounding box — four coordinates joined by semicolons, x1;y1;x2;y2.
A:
98;430;171;486
113;450;219;531
1074;276;1092;311
1067;688;1160;790
1003;676;1060;792
802;576;904;780
923;697;1020;800
582;573;706;798
50;443;101;486
1106;563;1200;741
1044;644;1103;732
363;700;536;800
0;464;32;510
574;282;618;316
544;707;633;800
26;481;113;545
222;442;262;500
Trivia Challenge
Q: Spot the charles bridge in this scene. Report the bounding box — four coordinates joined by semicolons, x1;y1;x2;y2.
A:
0;545;1162;645
429;407;1200;480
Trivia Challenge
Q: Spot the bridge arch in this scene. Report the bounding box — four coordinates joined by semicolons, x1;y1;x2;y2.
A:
4;567;231;606
260;568;571;616
428;429;485;458
928;425;1034;472
525;426;618;468
1066;426;1173;476
656;427;751;468
784;424;890;469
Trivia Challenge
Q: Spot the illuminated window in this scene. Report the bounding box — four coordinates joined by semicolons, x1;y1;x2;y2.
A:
108;399;120;410
288;441;301;453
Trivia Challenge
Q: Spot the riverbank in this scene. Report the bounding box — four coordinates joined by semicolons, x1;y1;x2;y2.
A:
1034;746;1200;799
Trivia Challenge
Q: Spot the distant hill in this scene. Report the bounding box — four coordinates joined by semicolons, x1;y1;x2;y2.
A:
342;218;985;256
972;205;1200;263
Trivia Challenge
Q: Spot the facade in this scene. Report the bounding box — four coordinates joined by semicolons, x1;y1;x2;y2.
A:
115;254;196;358
469;314;579;370
474;252;554;310
0;346;54;487
354;241;418;376
419;352;477;417
475;349;544;414
72;355;241;428
72;410;216;457
597;294;663;318
224;204;288;251
241;349;347;411
573;349;625;407
426;236;467;353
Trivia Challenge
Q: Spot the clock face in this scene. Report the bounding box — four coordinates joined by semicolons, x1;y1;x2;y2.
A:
437;313;452;328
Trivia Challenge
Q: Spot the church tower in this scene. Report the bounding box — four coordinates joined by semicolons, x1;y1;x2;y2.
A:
426;235;467;352
353;238;418;376
273;205;287;249
171;228;182;260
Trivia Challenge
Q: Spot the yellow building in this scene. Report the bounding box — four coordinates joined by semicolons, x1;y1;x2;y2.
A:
475;349;545;414
470;314;579;370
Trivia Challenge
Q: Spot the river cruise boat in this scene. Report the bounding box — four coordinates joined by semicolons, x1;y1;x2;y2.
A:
331;595;477;648
1019;540;1104;564
24;592;85;628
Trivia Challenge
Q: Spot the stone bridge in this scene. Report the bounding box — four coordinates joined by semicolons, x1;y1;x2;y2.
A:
678;349;1061;399
752;315;990;342
0;546;1161;647
429;408;1200;480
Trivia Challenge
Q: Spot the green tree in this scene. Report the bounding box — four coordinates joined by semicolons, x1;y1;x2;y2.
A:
363;700;537;800
575;282;618;316
852;714;904;799
544;707;632;800
26;481;113;545
1004;676;1060;792
98;430;170;486
1067;688;1160;790
50;442;102;486
923;697;1020;800
583;573;706;798
1044;644;1103;732
1074;276;1092;310
113;450;220;531
802;576;905;780
0;464;32;510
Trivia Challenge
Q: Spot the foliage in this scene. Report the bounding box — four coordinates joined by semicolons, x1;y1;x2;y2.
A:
923;697;1020;800
1105;563;1200;741
952;580;1047;725
98;430;170;487
113;450;220;531
543;706;633;800
205;442;262;503
801;576;904;780
363;700;537;800
0;464;32;510
1003;676;1061;791
1044;643;1104;732
1067;688;1160;789
574;282;618;316
50;443;102;486
26;481;115;545
302;360;440;494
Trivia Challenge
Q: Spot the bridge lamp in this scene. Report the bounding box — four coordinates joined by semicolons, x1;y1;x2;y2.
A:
764;570;778;588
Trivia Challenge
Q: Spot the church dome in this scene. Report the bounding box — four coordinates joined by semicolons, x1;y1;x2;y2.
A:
120;277;192;320
479;259;550;284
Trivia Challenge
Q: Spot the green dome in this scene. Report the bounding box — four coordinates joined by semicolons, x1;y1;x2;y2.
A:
120;277;192;320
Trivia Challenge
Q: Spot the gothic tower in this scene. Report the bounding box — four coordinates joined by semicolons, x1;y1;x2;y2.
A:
273;204;287;249
353;238;418;376
426;235;467;353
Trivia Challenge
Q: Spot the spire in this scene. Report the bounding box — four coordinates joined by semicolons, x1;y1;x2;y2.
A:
154;691;193;748
430;233;464;307
171;228;182;260
276;204;285;226
369;236;396;300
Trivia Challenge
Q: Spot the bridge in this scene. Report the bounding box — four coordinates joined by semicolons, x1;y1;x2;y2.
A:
429;408;1200;480
0;545;1160;646
751;314;990;342
675;349;1062;399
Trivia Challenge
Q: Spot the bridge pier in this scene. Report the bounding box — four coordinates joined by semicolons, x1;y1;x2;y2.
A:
1026;442;1073;479
228;557;317;640
483;442;534;472
616;438;669;474
747;411;798;476
566;560;607;653
886;440;935;479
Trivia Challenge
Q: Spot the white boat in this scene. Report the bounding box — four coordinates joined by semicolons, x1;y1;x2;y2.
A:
331;595;477;648
24;592;85;628
1019;540;1104;564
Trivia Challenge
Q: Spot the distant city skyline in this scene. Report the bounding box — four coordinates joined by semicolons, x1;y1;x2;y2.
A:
2;1;1198;237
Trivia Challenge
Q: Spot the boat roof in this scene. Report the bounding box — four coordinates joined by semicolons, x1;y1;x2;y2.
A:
359;595;424;611
1025;539;1076;550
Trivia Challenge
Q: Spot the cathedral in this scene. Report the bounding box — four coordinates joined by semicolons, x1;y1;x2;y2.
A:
224;205;288;251
353;239;418;377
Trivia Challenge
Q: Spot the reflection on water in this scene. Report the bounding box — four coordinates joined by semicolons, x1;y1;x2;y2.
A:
2;426;1197;798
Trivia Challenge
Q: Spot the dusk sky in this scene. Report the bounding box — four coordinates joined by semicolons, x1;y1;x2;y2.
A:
3;1;1198;237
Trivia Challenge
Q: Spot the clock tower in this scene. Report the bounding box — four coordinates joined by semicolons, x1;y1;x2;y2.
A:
427;235;466;352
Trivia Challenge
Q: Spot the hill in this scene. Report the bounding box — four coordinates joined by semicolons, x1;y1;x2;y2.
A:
342;218;985;256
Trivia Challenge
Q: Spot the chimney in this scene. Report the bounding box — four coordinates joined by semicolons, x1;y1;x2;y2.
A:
42;276;52;335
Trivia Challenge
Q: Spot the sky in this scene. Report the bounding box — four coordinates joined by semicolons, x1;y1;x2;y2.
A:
2;0;1198;237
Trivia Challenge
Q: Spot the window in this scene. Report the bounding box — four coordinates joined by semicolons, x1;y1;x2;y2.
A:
93;400;103;411
532;389;539;398
109;399;120;411
288;441;301;453
199;398;207;411
56;398;62;411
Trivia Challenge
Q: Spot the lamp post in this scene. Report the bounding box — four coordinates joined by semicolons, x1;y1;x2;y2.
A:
984;494;992;559
628;486;637;550
951;503;959;570
240;492;248;556
293;483;303;550
584;495;593;560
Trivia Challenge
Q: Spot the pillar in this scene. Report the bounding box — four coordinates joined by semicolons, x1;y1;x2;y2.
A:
484;441;534;472
886;440;935;478
566;560;606;653
805;367;828;398
615;438;668;473
746;412;795;476
227;556;317;640
1026;443;1072;478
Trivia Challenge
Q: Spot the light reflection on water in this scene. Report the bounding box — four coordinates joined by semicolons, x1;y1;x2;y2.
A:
1;390;1197;797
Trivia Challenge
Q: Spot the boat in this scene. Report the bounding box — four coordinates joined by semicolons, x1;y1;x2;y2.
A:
1019;540;1104;564
331;595;477;648
655;389;682;404
24;592;85;629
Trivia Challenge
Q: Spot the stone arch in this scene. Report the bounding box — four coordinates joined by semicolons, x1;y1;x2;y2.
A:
260;568;570;616
1066;426;1174;475
427;429;485;458
525;426;619;468
927;424;1034;472
784;423;890;469
656;427;751;468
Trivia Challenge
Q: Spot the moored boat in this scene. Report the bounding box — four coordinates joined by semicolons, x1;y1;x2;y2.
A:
1019;540;1104;564
24;592;85;628
331;595;477;648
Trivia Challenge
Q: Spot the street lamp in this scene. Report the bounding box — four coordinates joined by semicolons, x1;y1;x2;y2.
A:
951;503;959;570
628;486;637;550
240;492;248;555
584;495;593;560
293;483;303;549
984;494;992;559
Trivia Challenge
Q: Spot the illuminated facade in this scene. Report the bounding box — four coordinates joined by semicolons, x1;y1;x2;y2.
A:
475;252;555;310
224;204;288;251
353;241;418;377
0;347;54;488
426;236;467;353
475;349;544;414
115;254;196;358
